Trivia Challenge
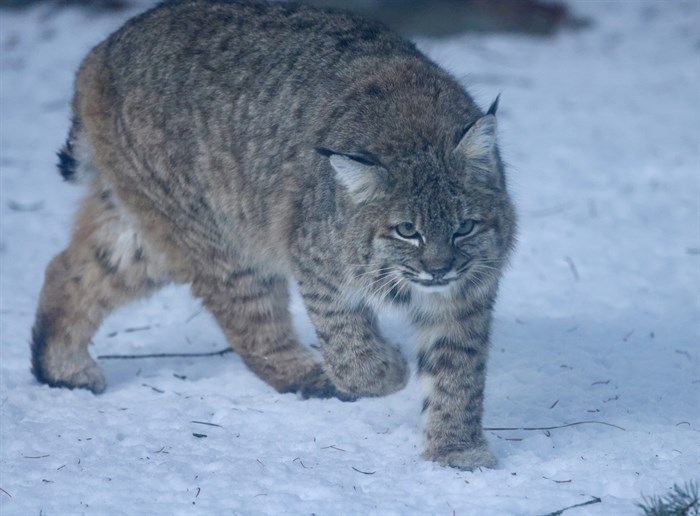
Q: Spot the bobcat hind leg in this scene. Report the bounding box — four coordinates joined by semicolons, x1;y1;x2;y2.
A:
31;182;170;393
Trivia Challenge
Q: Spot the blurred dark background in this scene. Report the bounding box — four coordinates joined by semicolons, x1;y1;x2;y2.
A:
306;0;587;37
0;0;589;37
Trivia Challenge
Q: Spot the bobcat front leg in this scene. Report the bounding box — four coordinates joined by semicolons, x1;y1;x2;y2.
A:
307;299;408;397
415;301;497;470
295;267;408;397
192;269;353;400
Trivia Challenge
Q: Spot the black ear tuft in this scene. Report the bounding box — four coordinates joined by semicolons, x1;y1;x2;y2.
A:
486;94;501;116
316;147;383;167
324;149;389;204
316;147;334;158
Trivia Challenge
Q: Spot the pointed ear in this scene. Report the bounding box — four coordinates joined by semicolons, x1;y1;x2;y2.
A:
455;114;497;167
486;93;500;116
318;149;387;203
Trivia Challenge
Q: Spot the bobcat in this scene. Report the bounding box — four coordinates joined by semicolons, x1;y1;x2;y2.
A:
31;0;516;470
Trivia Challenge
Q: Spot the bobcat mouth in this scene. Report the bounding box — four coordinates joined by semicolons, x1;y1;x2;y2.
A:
412;278;453;287
409;278;455;293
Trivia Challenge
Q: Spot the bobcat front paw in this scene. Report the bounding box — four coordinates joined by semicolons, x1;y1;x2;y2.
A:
298;381;358;402
328;344;409;398
293;364;358;402
425;445;497;471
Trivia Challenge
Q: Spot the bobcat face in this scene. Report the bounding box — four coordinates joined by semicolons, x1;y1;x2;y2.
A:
369;184;512;304
385;213;498;295
327;112;515;305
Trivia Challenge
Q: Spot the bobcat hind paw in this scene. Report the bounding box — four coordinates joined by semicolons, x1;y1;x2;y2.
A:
36;364;106;394
33;351;106;394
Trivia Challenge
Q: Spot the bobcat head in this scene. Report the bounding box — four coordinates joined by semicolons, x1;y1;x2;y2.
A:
321;100;516;306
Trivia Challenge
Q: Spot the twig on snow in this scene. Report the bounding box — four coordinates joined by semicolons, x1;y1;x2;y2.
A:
321;445;347;452
142;383;164;394
676;349;692;359
564;256;579;281
98;348;232;359
542;496;602;516
485;420;625;432
106;325;153;338
0;486;11;498
352;466;376;475
543;476;572;483
293;458;310;469
186;310;203;323
191;421;222;428
124;325;152;333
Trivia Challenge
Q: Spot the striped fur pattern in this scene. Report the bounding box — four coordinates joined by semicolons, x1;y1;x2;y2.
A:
31;0;516;470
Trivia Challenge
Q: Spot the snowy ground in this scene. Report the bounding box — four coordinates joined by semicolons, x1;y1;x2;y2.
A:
1;1;698;514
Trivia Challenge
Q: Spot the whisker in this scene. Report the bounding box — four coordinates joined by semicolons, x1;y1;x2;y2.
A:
388;276;409;304
372;269;403;300
471;264;500;272
471;263;501;276
350;265;394;280
354;268;396;299
354;269;387;280
467;266;498;289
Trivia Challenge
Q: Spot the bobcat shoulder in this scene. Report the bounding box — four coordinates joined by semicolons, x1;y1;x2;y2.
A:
31;0;516;471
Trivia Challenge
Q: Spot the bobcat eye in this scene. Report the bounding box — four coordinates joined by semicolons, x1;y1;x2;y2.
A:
395;222;420;240
454;219;478;239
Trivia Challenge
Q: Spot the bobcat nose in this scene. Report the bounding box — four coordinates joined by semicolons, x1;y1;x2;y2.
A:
422;259;454;280
422;243;454;281
426;266;451;280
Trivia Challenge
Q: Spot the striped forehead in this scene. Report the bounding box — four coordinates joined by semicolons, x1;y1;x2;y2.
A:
410;173;464;230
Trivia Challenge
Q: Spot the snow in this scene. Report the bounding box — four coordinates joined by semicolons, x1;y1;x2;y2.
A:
1;1;698;514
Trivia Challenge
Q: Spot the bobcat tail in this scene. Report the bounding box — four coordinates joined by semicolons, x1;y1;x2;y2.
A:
57;117;89;183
